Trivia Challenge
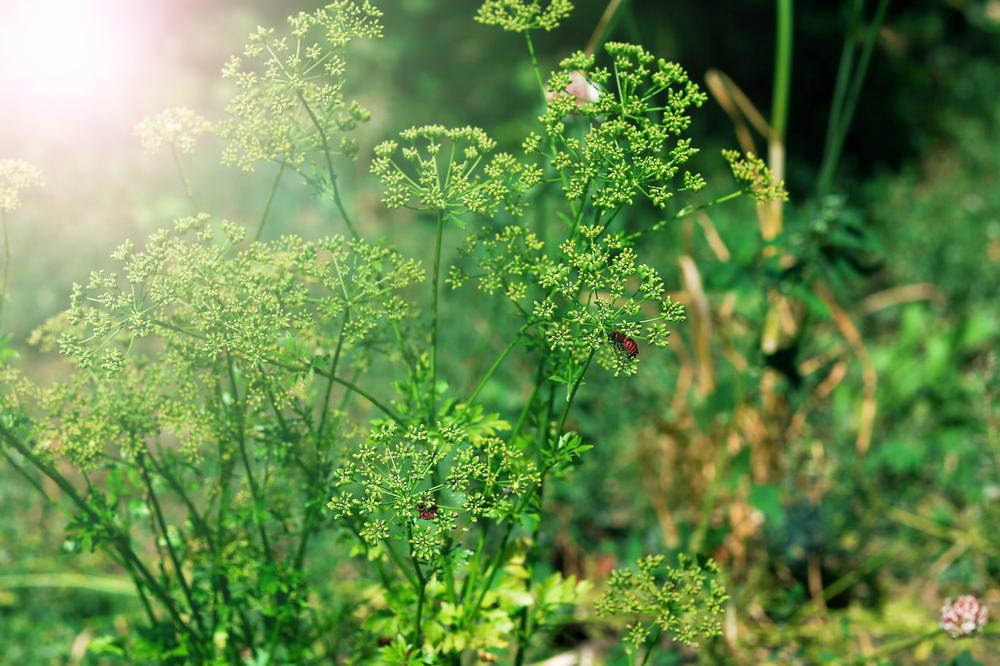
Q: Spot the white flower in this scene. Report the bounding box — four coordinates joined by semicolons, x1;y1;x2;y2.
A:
940;595;988;638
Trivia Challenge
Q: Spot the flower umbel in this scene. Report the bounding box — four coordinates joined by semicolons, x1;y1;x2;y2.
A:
722;149;788;204
220;1;382;172
535;44;708;210
133;107;214;155
475;0;574;33
0;160;44;212
371;125;541;217
455;223;685;376
596;554;728;650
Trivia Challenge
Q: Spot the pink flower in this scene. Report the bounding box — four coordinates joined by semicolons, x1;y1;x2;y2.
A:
940;595;988;638
546;70;600;107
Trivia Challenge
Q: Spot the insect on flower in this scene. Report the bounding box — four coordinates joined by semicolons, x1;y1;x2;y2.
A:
417;501;438;521
609;331;639;359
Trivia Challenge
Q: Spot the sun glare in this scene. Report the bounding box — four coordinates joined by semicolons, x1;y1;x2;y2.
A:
0;0;158;133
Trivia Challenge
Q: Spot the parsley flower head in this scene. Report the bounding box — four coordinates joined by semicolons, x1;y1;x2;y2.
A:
0;160;44;212
536;44;708;210
722;149;788;204
596;554;728;650
133;107;214;155
220;1;382;171
475;0;574;33
371;125;541;217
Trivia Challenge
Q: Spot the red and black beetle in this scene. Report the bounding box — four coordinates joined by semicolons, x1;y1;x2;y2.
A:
609;331;639;359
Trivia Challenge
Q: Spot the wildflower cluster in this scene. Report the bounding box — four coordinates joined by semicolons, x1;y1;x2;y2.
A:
722;149;788;204
940;595;989;639
454;223;684;375
371;125;541;218
596;554;728;650
533;44;708;210
475;0;574;33
447;431;539;520
58;215;422;378
329;423;458;562
329;422;538;562
133;107;214;155
220;1;381;172
0;159;44;212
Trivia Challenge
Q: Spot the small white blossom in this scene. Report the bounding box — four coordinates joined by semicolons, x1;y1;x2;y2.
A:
941;595;988;638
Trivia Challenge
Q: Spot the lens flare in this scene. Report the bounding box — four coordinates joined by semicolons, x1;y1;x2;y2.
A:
0;0;162;138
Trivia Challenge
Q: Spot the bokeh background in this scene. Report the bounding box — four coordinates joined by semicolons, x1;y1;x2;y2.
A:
1;0;998;663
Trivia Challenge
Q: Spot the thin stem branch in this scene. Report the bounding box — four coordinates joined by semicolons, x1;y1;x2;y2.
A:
0;209;8;327
524;33;548;101
169;144;196;214
817;0;891;193
295;90;359;238
226;356;273;564
770;0;793;144
467;328;526;406
253;164;285;241
429;211;445;426
137;453;205;635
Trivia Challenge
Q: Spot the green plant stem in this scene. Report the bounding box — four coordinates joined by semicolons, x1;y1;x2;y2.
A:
770;0;793;145
852;629;940;665
296;90;359;238
689;440;731;554
626;190;743;242
524;33;547;101
821;0;862;191
413;559;428;649
461;524;489;606
473;353;594;646
295;316;349;571
467;327;527;406
0;424;206;653
0;572;137;595
556;350;595;436
345;525;392;589
146;447;214;545
510;356;548;443
253;163;285;241
1;447;50;502
169;144;196;213
429;211;445;426
313;367;403;424
137;453;205;636
514;352;594;663
143;448;252;643
226;356;273;564
817;0;890;193
317;312;349;442
0;209;8;327
637;625;663;666
513;479;544;666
